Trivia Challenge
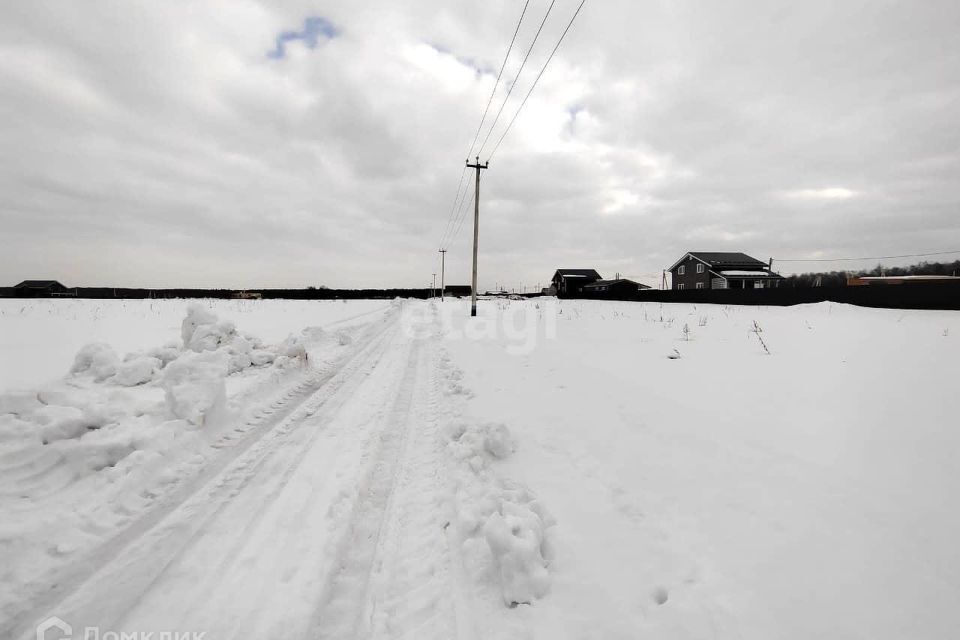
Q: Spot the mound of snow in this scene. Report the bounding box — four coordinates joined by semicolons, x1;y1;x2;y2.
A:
160;351;228;426
70;343;120;381
483;497;555;606
447;421;516;472
180;304;218;346
33;404;93;443
113;356;162;387
147;343;181;367
445;420;555;606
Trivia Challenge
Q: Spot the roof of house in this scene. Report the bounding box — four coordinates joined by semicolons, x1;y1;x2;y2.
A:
716;270;784;278
669;252;767;271
582;278;650;289
14;280;66;289
553;269;601;279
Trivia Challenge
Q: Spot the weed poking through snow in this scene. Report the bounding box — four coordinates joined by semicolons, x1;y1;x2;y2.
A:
752;320;771;355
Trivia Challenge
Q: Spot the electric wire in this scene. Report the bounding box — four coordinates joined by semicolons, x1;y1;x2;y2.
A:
476;0;558;158
440;0;533;251
487;0;587;162
773;250;960;263
438;166;468;250
465;0;531;161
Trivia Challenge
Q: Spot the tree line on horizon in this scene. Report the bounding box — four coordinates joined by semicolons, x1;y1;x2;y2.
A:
784;260;960;287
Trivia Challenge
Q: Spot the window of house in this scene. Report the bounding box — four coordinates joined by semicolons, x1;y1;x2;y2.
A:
696;282;705;289
755;280;764;289
677;283;685;290
696;263;704;274
678;265;685;275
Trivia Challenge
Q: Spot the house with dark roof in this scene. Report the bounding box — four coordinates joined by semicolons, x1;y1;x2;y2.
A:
12;280;71;297
668;253;784;290
551;269;601;297
582;278;651;297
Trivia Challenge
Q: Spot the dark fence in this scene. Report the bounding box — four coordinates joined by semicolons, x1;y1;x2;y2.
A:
5;284;958;310
1;287;441;300
580;282;960;310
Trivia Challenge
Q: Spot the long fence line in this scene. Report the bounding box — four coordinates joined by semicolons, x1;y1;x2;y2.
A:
590;282;960;311
3;283;959;310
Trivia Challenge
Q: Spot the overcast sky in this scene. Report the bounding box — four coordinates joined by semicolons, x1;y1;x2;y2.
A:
1;0;958;289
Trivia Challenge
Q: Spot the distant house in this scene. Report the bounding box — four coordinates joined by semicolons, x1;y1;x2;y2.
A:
13;280;71;297
582;278;651;297
444;285;472;297
668;253;784;290
551;269;601;298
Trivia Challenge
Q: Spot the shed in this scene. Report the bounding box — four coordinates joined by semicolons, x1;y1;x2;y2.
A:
13;280;70;297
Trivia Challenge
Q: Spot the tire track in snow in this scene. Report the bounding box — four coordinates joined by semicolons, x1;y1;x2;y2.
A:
308;319;459;639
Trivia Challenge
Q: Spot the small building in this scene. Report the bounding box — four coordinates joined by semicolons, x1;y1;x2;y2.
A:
668;253;784;290
233;290;262;300
551;269;601;298
444;285;472;297
582;278;651;297
13;280;71;297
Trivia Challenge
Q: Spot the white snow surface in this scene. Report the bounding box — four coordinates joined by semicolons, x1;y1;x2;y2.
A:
0;297;958;639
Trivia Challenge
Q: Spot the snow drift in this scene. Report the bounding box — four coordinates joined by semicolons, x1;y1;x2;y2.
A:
446;420;555;606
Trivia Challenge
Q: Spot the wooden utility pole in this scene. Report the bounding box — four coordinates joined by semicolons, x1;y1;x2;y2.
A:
466;156;489;317
438;249;447;300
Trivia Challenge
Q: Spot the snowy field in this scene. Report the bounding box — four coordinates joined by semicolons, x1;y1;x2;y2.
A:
1;297;958;639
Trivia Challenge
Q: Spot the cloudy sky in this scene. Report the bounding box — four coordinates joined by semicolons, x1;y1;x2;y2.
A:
1;0;958;289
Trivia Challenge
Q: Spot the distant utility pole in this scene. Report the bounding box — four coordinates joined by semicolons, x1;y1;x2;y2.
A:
432;273;436;298
438;249;447;300
466;156;489;317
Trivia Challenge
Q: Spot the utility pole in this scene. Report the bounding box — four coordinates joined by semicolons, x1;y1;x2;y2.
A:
466;156;489;317
438;249;447;300
432;273;436;298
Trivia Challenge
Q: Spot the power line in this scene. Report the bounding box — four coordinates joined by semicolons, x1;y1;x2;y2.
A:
477;0;558;158
773;250;960;263
439;0;533;251
465;0;531;161
488;0;586;162
447;179;476;249
438;166;468;249
445;174;479;251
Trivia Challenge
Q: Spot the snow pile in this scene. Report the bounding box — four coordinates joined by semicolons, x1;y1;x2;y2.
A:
181;303;282;373
70;343;120;381
447;421;515;472
446;421;555;606
113;355;162;387
482;489;555;606
0;304;325;497
274;335;308;369
160;351;229;426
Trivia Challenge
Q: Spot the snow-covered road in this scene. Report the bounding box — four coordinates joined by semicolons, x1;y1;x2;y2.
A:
5;303;476;639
